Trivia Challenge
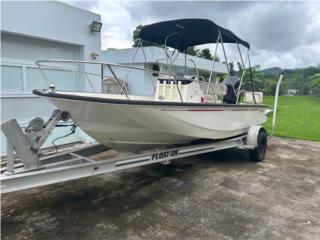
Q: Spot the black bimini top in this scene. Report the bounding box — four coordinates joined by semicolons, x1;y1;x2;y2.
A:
139;18;250;51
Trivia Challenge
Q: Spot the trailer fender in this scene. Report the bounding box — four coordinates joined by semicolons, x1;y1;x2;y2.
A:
246;126;266;149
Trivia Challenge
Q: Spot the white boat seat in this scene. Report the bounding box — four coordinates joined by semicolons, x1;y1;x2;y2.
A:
209;83;227;96
199;82;227;96
244;91;263;104
154;80;204;102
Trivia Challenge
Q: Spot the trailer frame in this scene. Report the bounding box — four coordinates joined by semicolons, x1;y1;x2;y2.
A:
1;129;257;194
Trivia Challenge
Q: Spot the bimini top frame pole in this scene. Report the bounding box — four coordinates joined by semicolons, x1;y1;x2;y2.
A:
205;36;220;99
219;30;231;76
139;40;157;91
138;33;184;103
236;46;250;103
163;32;184;102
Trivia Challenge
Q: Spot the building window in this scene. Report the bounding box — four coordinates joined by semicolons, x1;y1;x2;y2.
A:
1;64;80;94
1;65;24;91
26;67;79;91
152;64;160;77
159;63;195;76
26;67;47;90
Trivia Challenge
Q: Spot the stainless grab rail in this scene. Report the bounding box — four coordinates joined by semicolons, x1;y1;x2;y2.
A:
156;58;200;80
35;59;224;103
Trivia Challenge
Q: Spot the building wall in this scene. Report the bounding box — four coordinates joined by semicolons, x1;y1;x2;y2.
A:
1;1;101;155
102;63;149;96
1;0;102;91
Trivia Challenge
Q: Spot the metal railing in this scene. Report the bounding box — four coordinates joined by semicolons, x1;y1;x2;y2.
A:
155;58;200;80
36;59;222;103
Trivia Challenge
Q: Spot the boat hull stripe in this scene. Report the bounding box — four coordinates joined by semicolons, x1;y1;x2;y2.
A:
32;90;267;109
160;109;260;112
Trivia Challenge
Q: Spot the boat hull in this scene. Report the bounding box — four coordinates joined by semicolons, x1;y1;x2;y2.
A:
34;91;268;151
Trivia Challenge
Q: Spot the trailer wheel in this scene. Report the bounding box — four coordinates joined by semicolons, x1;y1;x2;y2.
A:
249;129;267;162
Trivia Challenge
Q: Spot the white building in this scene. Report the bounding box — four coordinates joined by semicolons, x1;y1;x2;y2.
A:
1;1;102;154
287;89;298;96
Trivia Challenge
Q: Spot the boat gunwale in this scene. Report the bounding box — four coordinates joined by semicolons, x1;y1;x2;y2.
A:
32;89;268;108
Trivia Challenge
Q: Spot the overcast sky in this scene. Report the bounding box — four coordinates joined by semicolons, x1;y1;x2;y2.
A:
67;0;320;69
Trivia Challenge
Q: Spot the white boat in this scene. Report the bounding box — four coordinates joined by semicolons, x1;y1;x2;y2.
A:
33;19;269;151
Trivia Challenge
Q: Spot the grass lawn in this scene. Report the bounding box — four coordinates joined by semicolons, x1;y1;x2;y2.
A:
263;95;320;142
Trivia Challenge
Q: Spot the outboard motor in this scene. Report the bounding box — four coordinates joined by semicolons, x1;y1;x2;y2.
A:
223;76;240;104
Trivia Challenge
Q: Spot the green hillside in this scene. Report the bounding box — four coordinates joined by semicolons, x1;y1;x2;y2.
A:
239;66;320;96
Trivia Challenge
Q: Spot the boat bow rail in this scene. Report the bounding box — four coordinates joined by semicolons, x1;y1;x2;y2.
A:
35;59;225;103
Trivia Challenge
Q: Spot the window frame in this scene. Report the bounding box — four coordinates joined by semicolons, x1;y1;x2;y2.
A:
1;63;26;96
1;59;80;98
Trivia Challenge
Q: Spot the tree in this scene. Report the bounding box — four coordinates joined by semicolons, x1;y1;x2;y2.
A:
132;25;155;47
300;84;310;95
237;61;243;72
263;78;277;96
229;62;235;75
185;47;200;56
132;25;220;62
185;47;220;62
310;73;320;96
212;54;220;62
132;25;143;47
241;65;267;94
198;48;212;60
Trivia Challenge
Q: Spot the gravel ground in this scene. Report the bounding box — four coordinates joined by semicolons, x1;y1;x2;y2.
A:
1;137;320;240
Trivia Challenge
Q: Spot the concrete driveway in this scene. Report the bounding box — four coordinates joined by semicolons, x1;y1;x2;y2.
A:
1;137;320;240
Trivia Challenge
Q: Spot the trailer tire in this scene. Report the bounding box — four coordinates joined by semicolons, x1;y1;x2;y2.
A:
249;129;267;162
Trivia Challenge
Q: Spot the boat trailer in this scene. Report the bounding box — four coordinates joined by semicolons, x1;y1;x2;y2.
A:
1;110;266;194
1;74;284;194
